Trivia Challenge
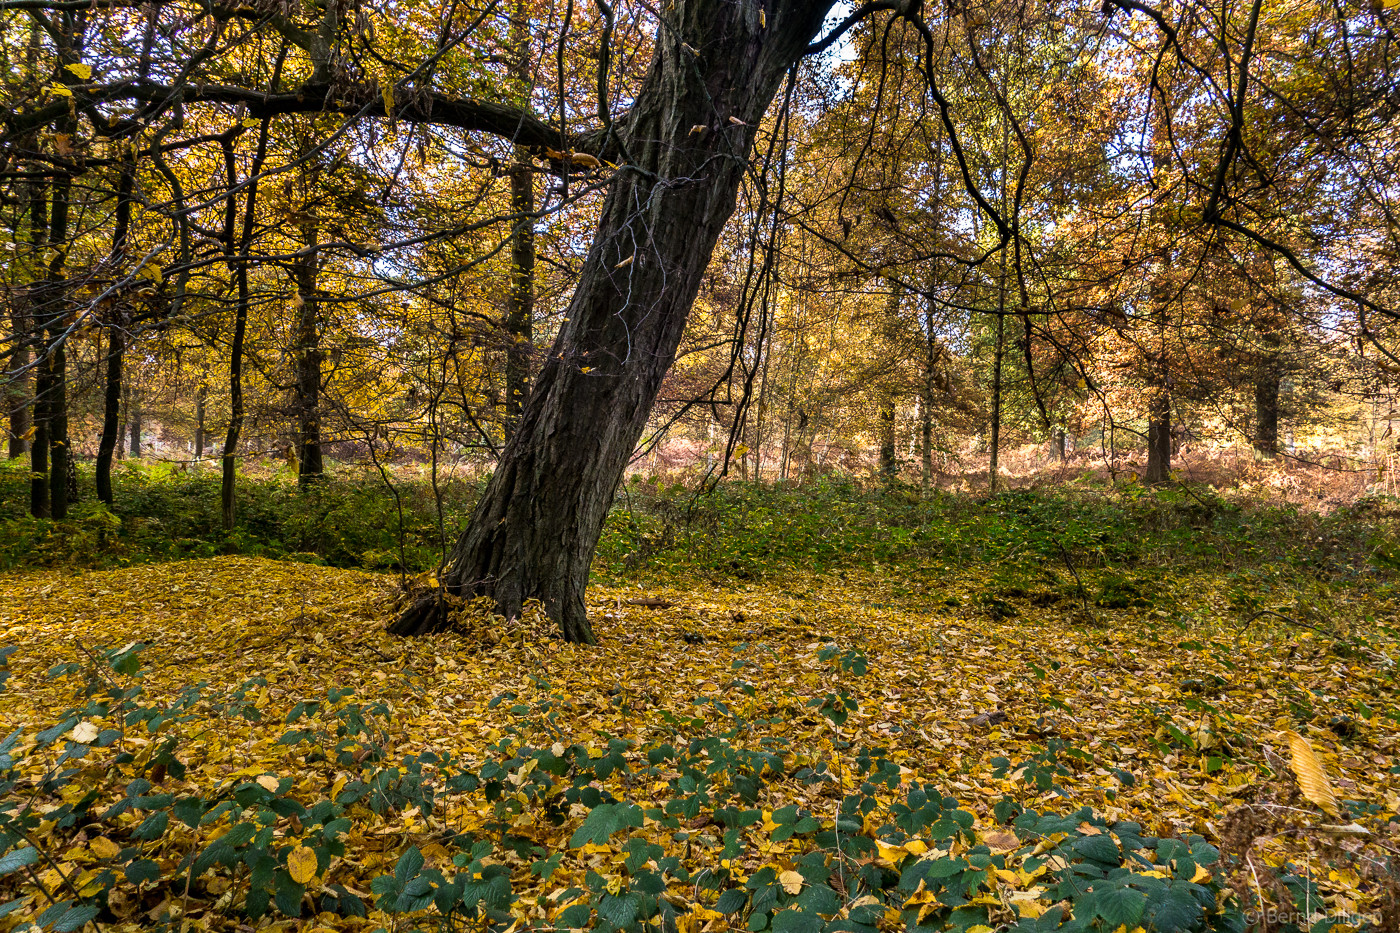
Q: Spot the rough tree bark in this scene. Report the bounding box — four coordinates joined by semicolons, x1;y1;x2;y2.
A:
390;0;832;641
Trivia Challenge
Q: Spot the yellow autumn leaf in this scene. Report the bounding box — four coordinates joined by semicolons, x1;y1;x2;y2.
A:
70;721;99;744
64;62;92;80
89;837;121;859
873;839;907;862
287;845;319;884
993;868;1020;886
1282;730;1341;818
256;775;280;792
778;869;803;894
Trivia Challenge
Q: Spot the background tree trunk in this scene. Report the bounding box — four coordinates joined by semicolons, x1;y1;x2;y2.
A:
879;402;897;476
293;221;324;482
30;343;49;518
503;158;535;435
1253;332;1280;457
128;394;143;458
97;329;124;501
45;171;72;521
502;0;535;437
221;121;270;529
46;312;68;520
1144;388;1171;484
194;382;206;459
4;326;27;460
390;0;830;641
97;152;135;505
25;177;49;515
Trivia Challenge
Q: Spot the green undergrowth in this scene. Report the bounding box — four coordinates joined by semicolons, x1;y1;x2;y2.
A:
0;641;1248;933
3;460;1398;625
0;459;476;573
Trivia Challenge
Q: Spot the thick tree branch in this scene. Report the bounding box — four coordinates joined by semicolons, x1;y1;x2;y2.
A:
4;78;608;158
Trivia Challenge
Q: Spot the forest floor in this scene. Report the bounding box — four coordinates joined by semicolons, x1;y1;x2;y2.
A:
0;484;1398;932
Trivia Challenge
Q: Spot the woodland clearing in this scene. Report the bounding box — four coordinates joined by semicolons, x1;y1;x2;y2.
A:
1;494;1397;932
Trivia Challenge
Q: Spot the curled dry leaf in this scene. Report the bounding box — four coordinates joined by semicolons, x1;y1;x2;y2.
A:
1281;729;1342;818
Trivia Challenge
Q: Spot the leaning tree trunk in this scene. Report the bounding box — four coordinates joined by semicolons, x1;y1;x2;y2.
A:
391;0;830;641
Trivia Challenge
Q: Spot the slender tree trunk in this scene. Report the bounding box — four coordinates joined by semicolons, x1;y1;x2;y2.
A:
25;174;51;515
1144;288;1172;484
921;381;934;485
1144;387;1171;483
1253;332;1280;457
293;221;324;482
878;402;897;476
97;151;135;505
46;172;71;521
877;285;901;478
390;0;831;641
97;329;124;500
30;344;50;518
9;177;47;461
753;325;775;480
988;76;1011;495
128;395;143;458
503;0;535;436
194;381;206;459
221;121;271;529
989;312;1005;491
504;157;535;435
5;316;29;460
46;316;68;520
117;383;128;460
1051;426;1066;461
